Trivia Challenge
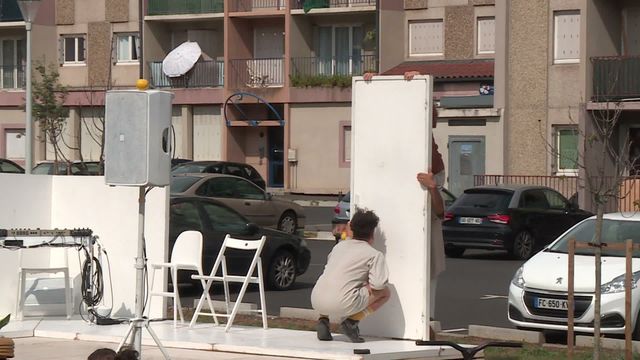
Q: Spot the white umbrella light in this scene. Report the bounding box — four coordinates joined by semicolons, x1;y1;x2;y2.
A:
162;41;202;78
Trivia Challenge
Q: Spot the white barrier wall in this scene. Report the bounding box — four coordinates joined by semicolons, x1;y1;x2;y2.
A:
351;75;433;341
0;174;169;319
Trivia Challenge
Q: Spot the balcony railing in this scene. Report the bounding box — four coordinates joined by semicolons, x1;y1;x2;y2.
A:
291;55;376;85
230;58;284;88
292;0;376;10
592;56;640;101
148;60;224;88
0;65;24;89
147;0;224;15
229;0;286;12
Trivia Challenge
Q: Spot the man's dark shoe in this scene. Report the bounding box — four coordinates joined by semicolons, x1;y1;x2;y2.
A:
340;318;364;343
316;317;333;341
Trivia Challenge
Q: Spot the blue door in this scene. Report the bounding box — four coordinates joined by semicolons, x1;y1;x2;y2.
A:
268;127;284;188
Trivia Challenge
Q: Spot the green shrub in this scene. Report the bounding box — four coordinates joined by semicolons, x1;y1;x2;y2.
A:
290;74;354;88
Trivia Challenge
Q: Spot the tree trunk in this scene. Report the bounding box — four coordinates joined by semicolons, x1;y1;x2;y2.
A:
593;203;604;359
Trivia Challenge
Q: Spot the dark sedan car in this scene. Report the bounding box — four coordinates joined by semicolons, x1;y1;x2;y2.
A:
170;196;311;290
172;161;266;190
443;185;592;260
0;158;24;173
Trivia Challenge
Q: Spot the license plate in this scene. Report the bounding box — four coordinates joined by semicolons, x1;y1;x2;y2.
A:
459;217;482;225
534;297;568;310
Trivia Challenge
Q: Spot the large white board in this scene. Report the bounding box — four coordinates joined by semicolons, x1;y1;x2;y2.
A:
351;75;433;340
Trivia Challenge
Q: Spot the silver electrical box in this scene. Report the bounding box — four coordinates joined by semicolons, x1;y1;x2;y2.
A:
104;90;173;187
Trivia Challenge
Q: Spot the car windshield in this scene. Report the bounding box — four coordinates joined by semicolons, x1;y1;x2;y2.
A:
171;176;200;193
547;219;640;257
453;191;512;211
171;163;208;174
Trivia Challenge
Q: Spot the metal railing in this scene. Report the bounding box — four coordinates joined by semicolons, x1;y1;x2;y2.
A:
147;0;224;15
0;65;25;89
291;0;376;9
291;55;376;77
474;174;640;213
229;58;284;88
148;60;224;88
591;56;640;101
229;0;286;12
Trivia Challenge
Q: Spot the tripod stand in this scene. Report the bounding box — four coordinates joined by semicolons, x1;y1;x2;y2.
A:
117;187;171;359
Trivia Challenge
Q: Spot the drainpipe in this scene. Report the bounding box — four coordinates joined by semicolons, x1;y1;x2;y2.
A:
375;0;380;72
139;0;144;79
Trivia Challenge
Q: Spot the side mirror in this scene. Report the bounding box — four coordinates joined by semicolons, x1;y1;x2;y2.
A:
567;202;579;211
246;223;260;235
265;193;273;200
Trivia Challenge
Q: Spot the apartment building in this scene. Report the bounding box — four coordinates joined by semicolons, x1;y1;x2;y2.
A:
379;0;501;196
144;0;377;193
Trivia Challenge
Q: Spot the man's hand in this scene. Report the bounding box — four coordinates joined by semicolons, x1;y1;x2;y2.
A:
417;171;437;189
404;71;420;81
363;72;376;81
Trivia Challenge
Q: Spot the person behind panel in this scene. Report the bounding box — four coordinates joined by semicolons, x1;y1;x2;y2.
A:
311;209;391;343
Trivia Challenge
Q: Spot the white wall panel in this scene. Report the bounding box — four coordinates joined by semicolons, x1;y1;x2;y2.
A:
193;105;222;161
351;75;433;340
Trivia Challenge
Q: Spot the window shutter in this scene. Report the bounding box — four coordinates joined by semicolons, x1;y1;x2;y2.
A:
58;37;64;65
477;17;495;54
409;20;443;56
554;11;580;62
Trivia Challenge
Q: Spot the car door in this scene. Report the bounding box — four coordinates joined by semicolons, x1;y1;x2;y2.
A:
230;177;276;226
199;200;256;275
517;189;552;244
542;189;580;240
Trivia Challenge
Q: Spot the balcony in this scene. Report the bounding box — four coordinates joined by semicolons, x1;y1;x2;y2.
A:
290;55;376;87
229;0;286;12
592;56;640;101
147;0;224;16
230;58;284;88
0;65;24;89
291;0;376;11
148;60;223;88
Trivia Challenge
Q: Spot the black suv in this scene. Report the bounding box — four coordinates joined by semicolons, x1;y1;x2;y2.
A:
171;161;266;190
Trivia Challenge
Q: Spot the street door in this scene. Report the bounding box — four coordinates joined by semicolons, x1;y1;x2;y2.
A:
268;127;284;188
448;136;485;196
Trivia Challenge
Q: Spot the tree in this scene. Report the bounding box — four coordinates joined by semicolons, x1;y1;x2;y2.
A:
541;101;639;359
31;62;70;173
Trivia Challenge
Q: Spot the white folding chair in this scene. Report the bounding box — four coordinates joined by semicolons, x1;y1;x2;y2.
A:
190;235;268;332
148;230;214;328
16;247;72;320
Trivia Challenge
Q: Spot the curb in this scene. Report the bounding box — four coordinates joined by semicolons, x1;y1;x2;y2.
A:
293;200;338;207
468;325;544;344
304;231;335;241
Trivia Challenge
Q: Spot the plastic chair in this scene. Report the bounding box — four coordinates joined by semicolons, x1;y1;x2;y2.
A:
16;247;72;320
148;230;214;328
190;234;267;332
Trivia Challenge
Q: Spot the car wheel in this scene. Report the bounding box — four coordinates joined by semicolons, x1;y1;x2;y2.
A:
278;211;297;234
444;246;465;258
511;230;535;260
268;250;297;291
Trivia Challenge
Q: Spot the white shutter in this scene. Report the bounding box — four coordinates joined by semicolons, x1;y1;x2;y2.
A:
554;11;580;63
409;20;443;56
477;17;495;54
58;37;65;65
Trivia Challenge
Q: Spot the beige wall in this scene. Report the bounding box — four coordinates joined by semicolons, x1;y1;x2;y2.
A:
505;0;549;175
290;16;313;57
379;1;405;73
290;104;351;193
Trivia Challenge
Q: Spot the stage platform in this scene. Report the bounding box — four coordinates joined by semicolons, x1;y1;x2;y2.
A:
1;318;470;360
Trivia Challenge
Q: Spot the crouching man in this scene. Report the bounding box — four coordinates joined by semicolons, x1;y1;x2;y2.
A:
311;209;390;343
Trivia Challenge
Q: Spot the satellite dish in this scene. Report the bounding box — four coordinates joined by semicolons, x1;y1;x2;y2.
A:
162;41;202;78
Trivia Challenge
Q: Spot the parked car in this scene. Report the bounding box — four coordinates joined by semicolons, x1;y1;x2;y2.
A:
32;161;101;175
443;185;592;259
170;196;311;290
171;158;192;169
508;212;640;338
332;187;456;224
0;159;24;173
171;161;266;190
170;174;305;234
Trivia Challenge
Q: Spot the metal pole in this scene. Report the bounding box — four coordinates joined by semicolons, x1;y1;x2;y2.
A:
132;186;146;353
138;0;144;79
25;21;32;174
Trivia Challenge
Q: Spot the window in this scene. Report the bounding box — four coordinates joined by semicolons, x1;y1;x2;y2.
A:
196;178;235;198
314;25;364;75
0;39;25;89
233;178;265;200
520;190;550;210
62;35;86;64
201;202;248;234
409;19;443;56
339;122;351;167
115;33;139;63
477;17;495;55
169;201;203;231
554;11;580;63
554;126;578;174
543;189;569;210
